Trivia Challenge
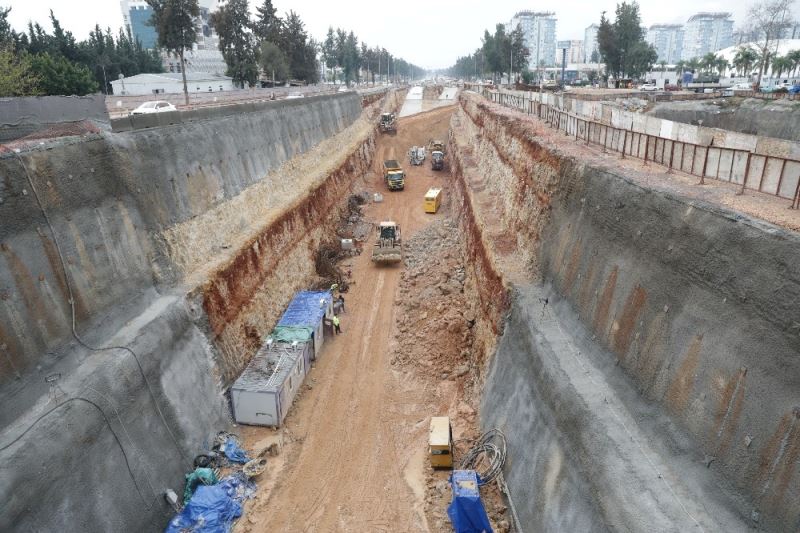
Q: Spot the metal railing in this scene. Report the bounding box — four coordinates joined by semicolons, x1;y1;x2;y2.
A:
477;88;800;209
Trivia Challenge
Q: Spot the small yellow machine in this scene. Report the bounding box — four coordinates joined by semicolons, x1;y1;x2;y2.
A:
423;188;442;214
429;416;453;468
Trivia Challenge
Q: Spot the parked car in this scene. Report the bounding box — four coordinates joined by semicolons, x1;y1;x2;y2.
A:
789;84;800;95
638;83;657;91
130;101;177;115
730;82;753;91
285;93;305;99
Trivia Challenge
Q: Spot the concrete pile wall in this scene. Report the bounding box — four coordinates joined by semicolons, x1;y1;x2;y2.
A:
647;98;800;143
0;94;109;141
451;93;800;531
0;90;386;531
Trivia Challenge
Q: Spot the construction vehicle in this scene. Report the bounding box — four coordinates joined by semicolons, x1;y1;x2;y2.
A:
371;221;402;264
429;139;445;171
431;151;444;171
408;146;426;165
423;188;442;214
383;160;405;191
379;112;396;133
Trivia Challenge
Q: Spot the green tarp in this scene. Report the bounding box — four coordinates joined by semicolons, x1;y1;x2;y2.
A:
271;325;313;344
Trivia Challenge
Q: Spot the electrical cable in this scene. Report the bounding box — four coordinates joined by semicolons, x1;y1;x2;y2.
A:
10;150;189;464
0;396;150;506
458;428;507;485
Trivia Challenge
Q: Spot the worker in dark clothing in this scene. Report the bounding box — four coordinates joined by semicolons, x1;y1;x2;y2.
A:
337;294;345;313
332;315;341;334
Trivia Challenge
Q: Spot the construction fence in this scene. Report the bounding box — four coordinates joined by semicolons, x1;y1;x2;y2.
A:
476;88;800;209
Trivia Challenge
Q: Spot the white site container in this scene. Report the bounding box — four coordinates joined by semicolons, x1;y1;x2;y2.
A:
231;341;309;427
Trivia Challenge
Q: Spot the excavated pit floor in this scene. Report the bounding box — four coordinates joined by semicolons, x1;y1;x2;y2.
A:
232;103;507;532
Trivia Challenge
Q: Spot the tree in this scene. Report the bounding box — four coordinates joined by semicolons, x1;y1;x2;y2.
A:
743;0;795;87
29;52;97;95
210;0;258;88
590;49;600;63
322;27;336;81
787;49;800;76
281;11;314;82
259;41;288;84
146;0;199;104
701;52;717;74
252;0;280;44
597;2;655;81
733;46;759;76
0;48;40;96
597;11;617;76
771;54;792;78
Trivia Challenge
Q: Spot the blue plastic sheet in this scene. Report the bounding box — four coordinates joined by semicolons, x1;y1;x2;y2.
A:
447;470;493;533
165;473;256;533
222;437;250;464
277;290;332;328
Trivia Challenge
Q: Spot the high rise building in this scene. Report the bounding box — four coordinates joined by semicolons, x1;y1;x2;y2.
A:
120;0;157;49
566;40;584;64
681;12;733;61
584;23;599;63
121;0;224;51
508;11;558;68
646;24;684;64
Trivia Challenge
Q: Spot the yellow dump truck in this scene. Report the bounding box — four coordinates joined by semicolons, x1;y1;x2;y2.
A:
429;416;453;468
383;160;405;191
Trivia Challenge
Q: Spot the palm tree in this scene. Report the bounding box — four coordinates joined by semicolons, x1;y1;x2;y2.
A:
732;46;758;78
686;57;700;76
787;49;800;77
715;57;729;77
701;52;717;75
771;55;792;80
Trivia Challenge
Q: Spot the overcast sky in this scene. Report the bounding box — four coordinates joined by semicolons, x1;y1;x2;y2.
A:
5;0;799;69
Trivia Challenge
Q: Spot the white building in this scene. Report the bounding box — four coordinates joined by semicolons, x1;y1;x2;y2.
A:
110;72;234;96
164;49;228;76
681;12;734;61
566;40;584;64
647;24;684;64
508;11;558;68
584;23;599;63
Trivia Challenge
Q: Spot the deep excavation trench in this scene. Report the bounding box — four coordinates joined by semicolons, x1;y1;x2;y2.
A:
1;84;798;533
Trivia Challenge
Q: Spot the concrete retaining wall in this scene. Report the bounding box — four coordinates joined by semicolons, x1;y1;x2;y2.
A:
0;91;370;531
455;93;800;531
0;94;108;141
0;92;362;379
648;98;800;143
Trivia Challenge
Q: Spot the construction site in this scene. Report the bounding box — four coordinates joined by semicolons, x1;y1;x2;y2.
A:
1;81;799;533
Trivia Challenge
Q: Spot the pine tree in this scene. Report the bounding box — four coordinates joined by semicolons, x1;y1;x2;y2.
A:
210;0;259;88
146;0;199;104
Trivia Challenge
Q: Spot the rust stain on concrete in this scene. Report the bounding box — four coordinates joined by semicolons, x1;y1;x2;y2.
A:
612;284;647;361
713;367;747;457
635;312;667;398
592;266;618;338
577;260;598;321
2;244;60;344
38;232;88;321
757;408;800;512
562;239;582;295
666;334;704;414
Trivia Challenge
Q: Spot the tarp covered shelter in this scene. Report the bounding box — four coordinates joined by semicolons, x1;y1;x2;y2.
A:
271;326;314;370
277;290;333;360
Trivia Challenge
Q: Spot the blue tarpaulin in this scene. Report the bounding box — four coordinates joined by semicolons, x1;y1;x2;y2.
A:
277;290;332;328
165;473;256;533
222;437;250;464
447;470;493;533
